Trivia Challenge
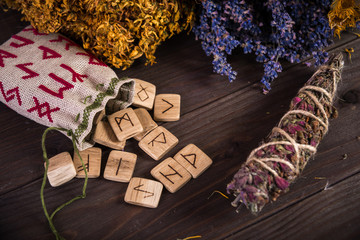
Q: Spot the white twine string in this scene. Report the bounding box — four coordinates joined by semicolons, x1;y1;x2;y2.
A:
245;66;339;178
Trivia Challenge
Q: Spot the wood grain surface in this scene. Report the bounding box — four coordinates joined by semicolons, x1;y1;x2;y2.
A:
1;9;360;240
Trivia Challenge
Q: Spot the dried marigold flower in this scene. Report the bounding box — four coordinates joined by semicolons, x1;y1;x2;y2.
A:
328;0;360;38
1;0;196;69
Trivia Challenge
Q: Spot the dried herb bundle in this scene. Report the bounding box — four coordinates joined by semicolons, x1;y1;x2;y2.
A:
1;0;195;69
227;53;344;214
193;0;334;90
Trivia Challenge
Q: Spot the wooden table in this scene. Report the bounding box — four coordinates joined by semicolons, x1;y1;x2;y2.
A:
1;9;360;240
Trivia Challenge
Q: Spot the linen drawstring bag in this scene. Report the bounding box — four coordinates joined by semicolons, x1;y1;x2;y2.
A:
0;26;135;239
0;25;135;149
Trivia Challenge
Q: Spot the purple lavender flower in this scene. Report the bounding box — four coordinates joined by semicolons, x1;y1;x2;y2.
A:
193;0;334;90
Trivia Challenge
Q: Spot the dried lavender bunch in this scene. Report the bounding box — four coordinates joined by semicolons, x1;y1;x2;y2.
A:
227;53;344;214
193;0;334;90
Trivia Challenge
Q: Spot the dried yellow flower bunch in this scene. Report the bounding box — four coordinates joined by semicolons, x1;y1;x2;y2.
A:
1;0;196;69
328;0;360;37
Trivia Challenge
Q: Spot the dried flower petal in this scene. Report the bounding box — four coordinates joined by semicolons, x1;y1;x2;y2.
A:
275;177;289;190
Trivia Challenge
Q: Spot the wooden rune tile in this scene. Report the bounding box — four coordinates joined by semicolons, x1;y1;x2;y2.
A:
124;177;163;208
73;147;102;178
138;126;178;161
132;79;156;110
133;108;158;141
153;94;181;121
150;157;191;193
46;152;76;187
92;119;126;150
108;108;143;141
93;109;105;125
104;150;137;183
173;144;213;178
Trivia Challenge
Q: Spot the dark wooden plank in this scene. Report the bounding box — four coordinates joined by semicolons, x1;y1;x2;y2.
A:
1;8;360;240
1;47;360;239
225;172;360;240
0;9;357;195
1;9;356;117
0;9;262;195
2;136;360;240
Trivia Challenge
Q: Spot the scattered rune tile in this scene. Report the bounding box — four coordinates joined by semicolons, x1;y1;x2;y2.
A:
46;152;76;187
104;150;137;183
92;118;126;150
173;144;213;178
138;126;178;160
133;108;157;141
153;94;181;121
151;157;191;193
93;109;106;125
124;177;163;208
108;108;143;141
73;147;102;178
132;79;156;110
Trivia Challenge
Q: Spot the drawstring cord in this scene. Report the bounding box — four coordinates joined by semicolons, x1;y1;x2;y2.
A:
40;127;88;240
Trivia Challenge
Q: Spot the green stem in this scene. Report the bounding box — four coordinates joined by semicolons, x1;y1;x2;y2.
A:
40;127;88;240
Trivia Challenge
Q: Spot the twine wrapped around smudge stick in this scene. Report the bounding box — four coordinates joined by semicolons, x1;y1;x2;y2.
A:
227;53;344;214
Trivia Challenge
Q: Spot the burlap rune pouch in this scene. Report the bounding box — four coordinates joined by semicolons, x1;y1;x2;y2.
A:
0;26;135;150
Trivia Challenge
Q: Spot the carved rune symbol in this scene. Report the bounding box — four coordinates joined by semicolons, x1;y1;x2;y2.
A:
161;99;174;113
115;113;134;131
77;155;90;173
116;158;123;175
137;84;149;102
133;184;154;198
181;153;197;168
148;132;166;147
160;165;183;184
